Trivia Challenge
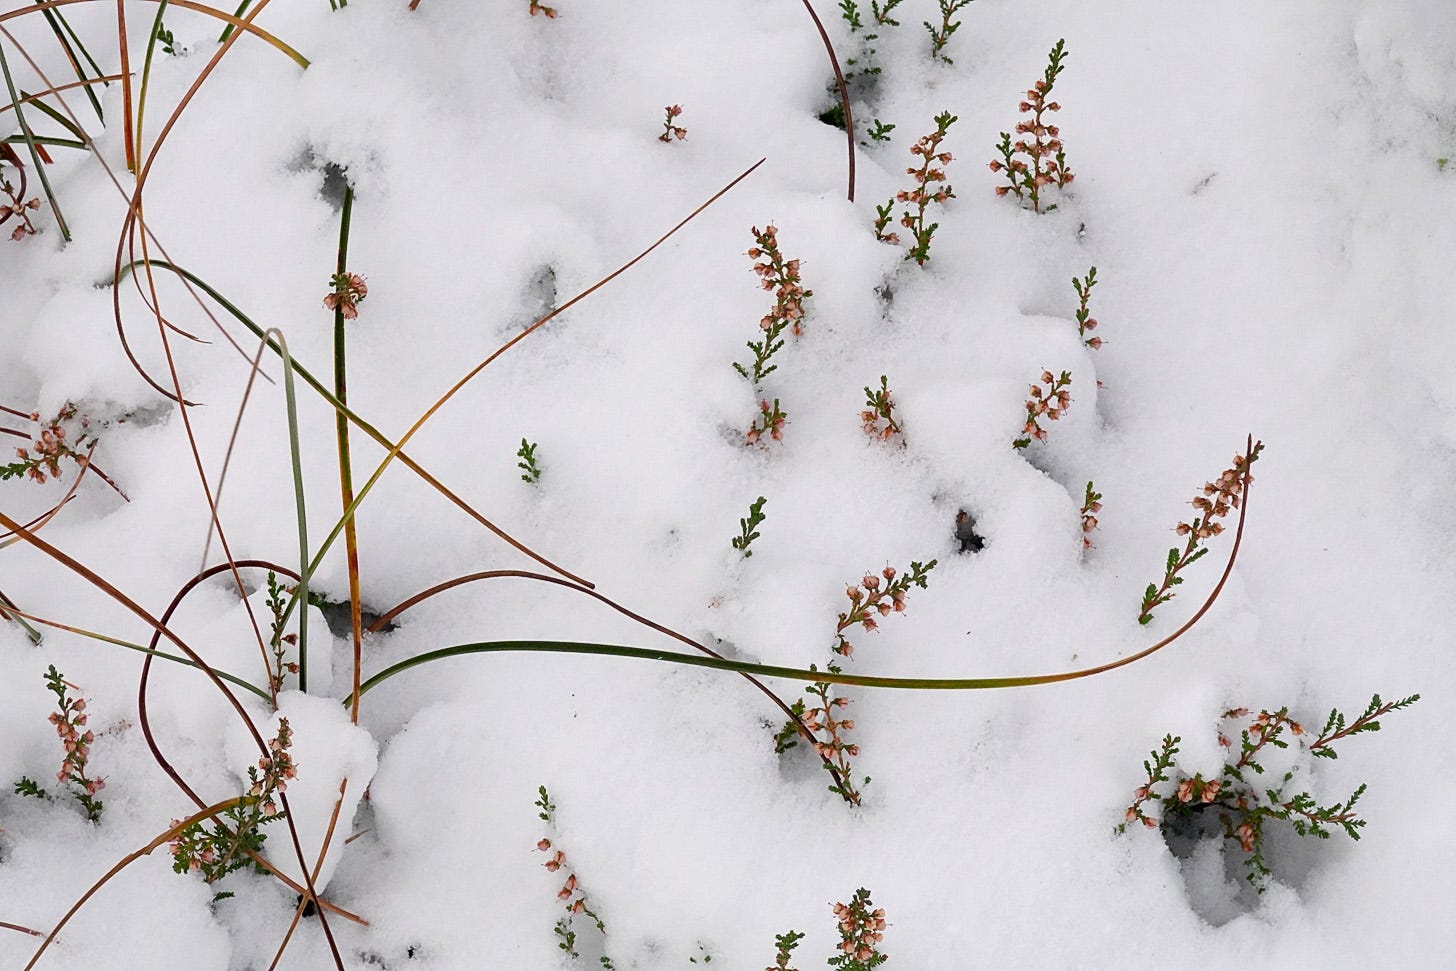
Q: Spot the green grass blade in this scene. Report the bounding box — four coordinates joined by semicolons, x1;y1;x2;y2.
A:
268;329;312;693
0;35;69;240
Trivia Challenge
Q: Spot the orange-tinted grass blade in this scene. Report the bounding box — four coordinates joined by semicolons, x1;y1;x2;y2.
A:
798;0;854;201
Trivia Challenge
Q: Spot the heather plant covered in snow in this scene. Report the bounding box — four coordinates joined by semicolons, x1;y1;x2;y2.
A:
0;1;1448;968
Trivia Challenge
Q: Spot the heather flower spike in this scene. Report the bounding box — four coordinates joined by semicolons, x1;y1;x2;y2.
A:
1138;441;1263;624
736;224;813;390
989;39;1075;213
861;375;902;441
324;271;367;319
877;111;957;264
1012;369;1071;449
829;888;888;969
535;786;614;964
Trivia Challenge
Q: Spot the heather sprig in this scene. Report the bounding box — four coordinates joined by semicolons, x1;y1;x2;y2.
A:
989;39;1074;213
536;786;615;967
1;402;97;485
776;560;935;805
746;398;787;446
1137;441;1263;624
924;0;974;65
170;718;296;882
861;375;902;442
1012;370;1070;449
1073;266;1101;348
737;225;812;387
765;930;804;971
41;665;105;822
879;112;957;264
264;571;299;697
322;271;367;320
832;560;935;659
732;496;768;557
830;888;887;969
658;105;687;143
517;438;542;484
1;145;41;240
866;119;895;143
1079;481;1102;550
528;0;558;17
1119;694;1419;890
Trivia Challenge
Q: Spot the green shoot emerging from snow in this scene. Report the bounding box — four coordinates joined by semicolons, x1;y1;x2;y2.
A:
517;438;542;484
732;496;768;557
1120;694;1419;890
924;0;973;64
1073;266;1101;348
765;930;804;970
1138;441;1262;624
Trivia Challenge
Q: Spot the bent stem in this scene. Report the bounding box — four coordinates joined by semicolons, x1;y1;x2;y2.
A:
346;436;1258;705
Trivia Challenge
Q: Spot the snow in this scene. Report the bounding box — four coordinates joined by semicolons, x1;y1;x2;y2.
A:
2;1;1453;968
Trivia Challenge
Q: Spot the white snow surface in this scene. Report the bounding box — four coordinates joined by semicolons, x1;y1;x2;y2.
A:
1;1;1452;968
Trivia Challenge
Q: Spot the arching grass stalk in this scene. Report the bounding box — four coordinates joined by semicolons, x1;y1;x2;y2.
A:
329;185;365;720
0;600;268;700
345;438;1256;707
0;34;69;238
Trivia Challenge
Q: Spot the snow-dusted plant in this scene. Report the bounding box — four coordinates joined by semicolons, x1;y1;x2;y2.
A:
1119;694;1420;890
1;402;95;485
861;375;902;442
874;111;957;265
924;0;973;64
529;0;558;17
989;39;1075;213
1138;441;1262;624
1012;369;1071;449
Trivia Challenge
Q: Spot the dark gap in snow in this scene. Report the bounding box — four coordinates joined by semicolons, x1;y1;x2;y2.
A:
954;509;985;553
